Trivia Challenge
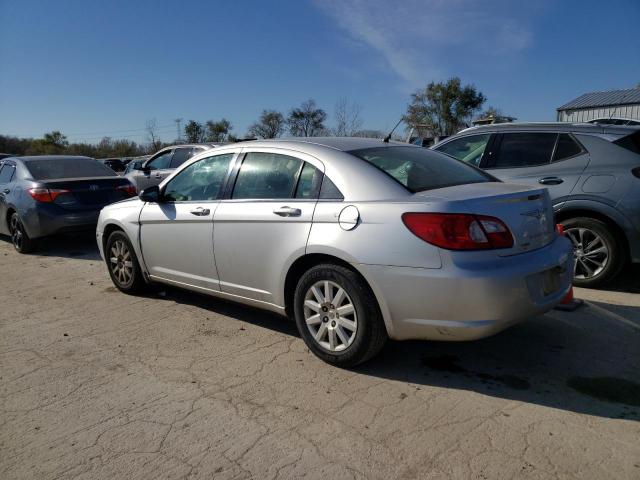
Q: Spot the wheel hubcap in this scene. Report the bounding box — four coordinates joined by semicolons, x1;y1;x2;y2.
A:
9;216;23;250
565;227;609;280
303;280;357;352
109;240;133;285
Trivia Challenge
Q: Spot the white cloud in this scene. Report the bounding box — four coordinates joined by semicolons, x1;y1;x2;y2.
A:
314;0;534;89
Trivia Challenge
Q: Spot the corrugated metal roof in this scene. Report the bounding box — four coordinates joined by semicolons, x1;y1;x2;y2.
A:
557;87;640;111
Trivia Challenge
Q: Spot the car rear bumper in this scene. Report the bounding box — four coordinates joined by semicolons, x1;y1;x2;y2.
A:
22;205;102;238
358;236;573;341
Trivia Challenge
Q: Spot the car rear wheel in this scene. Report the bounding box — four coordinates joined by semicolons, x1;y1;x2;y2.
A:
106;230;146;294
293;264;387;367
561;217;623;287
9;213;36;254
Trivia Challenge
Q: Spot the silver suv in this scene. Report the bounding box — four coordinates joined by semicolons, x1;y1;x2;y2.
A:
125;143;219;192
433;123;640;287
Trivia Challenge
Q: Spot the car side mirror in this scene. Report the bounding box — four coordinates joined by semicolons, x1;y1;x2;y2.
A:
139;185;161;203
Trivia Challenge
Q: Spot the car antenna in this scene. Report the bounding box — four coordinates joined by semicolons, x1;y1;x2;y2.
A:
383;118;403;143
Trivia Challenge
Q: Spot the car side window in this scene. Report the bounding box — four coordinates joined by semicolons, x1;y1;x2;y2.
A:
0;163;15;183
319;176;344;200
492;133;557;168
435;134;491;166
553;134;584;161
169;148;193;168
232;152;302;199
163;153;234;202
147;151;173;171
294;162;322;199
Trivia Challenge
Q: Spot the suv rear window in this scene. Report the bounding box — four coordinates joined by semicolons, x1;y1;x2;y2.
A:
348;146;491;193
614;131;640;155
25;158;117;180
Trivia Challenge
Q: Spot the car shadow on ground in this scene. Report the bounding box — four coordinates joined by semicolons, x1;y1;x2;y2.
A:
588;263;640;294
0;233;102;261
156;286;640;422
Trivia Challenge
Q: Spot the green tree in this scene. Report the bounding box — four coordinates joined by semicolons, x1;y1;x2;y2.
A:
287;99;327;137
248;110;285;139
184;120;205;143
404;77;486;136
205;119;232;142
43;130;68;148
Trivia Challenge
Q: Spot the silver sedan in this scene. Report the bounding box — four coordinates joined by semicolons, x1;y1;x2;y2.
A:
96;138;573;366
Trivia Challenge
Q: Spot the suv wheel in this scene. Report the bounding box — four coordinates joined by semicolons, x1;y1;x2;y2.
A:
293;264;387;367
561;217;624;287
105;230;146;294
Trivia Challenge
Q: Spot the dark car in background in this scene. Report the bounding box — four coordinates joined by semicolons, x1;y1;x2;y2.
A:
124;144;219;192
99;158;127;173
432;123;640;287
0;156;136;253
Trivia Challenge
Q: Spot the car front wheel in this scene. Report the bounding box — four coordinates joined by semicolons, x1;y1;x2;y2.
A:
293;264;387;367
105;230;146;294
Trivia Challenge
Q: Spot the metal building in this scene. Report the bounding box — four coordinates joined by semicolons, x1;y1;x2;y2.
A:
557;87;640;123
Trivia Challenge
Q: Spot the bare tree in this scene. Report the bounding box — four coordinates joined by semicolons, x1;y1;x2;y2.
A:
248;110;285;139
146;119;162;152
333;98;363;136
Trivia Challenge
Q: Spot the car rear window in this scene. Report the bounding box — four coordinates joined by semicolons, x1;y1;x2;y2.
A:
613;131;640;155
348;146;492;193
25;158;117;180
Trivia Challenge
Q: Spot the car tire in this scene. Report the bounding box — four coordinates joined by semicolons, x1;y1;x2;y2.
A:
561;217;624;288
105;230;146;294
9;212;37;254
293;264;387;367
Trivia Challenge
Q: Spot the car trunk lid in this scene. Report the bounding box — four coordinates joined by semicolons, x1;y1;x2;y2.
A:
39;177;135;211
415;182;556;255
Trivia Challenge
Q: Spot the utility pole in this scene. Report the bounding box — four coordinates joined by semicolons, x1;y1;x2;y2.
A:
174;118;183;142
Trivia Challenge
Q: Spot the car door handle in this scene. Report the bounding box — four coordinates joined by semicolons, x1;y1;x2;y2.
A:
190;207;210;216
273;206;301;217
538;177;564;185
154;173;162;179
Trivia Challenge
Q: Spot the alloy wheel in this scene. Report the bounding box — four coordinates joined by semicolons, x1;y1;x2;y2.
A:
9;215;23;251
109;240;134;286
565;227;609;280
303;280;358;352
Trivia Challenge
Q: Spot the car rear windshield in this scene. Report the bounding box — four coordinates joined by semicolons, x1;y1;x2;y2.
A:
613;131;640;155
25;158;117;180
348;146;492;193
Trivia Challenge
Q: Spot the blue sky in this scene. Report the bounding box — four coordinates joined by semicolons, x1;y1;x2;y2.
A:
1;0;639;144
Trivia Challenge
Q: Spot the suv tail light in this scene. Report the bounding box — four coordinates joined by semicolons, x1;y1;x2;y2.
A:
27;188;70;202
116;183;137;196
402;212;514;250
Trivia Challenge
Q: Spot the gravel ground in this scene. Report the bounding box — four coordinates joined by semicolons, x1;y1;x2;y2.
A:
1;234;639;480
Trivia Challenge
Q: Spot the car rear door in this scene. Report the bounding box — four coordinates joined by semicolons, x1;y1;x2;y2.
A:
139;151;237;290
482;132;590;209
213;148;323;305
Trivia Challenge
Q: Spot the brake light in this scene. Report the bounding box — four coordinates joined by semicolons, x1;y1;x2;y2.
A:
402;212;514;250
116;183;137;196
27;188;70;202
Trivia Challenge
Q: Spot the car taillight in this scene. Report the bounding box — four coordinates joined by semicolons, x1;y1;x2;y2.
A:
27;188;70;202
116;184;137;196
402;212;514;250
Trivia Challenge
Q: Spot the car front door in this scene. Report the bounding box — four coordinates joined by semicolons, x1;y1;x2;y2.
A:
213;149;323;305
136;149;174;191
482;132;590;208
139;152;236;290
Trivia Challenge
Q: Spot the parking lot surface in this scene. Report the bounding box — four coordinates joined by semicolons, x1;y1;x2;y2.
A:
1;235;639;480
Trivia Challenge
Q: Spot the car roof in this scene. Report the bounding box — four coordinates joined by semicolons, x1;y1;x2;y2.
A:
230;136;411;152
457;122;639;136
17;155;96;162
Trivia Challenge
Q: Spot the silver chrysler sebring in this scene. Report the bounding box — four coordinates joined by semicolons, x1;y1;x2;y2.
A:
97;138;573;366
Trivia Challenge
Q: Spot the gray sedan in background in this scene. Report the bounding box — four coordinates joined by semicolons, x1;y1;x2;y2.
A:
433;123;640;287
0;156;136;253
97;138;572;366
